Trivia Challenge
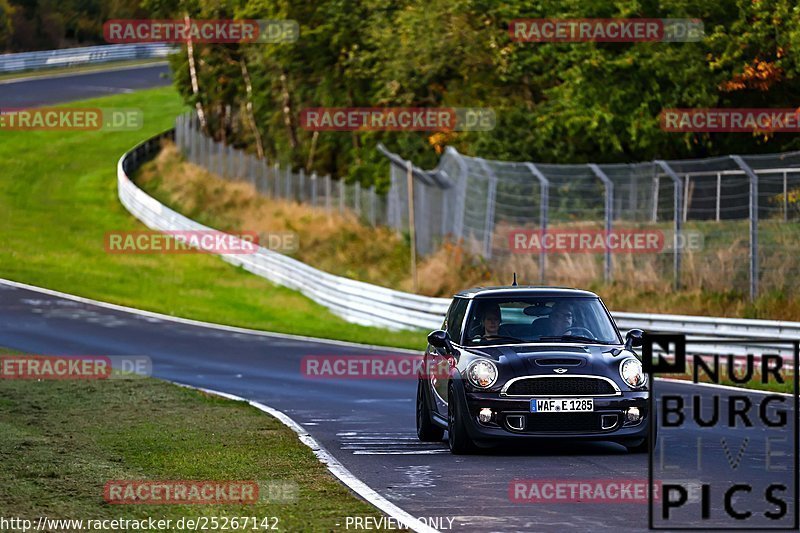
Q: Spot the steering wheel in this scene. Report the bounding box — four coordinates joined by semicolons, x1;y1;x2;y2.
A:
564;326;596;339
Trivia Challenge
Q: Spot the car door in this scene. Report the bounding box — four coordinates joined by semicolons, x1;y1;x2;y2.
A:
431;297;468;416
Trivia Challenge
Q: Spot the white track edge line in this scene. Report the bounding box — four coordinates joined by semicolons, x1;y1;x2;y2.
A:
172;382;440;533
0;277;420;354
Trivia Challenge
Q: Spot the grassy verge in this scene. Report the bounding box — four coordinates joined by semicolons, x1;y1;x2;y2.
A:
0;86;424;350
0;58;168;82
0;369;401;531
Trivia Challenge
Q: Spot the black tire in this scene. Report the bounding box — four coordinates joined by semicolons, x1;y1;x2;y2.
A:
626;420;656;453
416;379;445;442
447;386;477;454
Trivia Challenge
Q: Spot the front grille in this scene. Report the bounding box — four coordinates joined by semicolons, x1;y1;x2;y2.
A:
504;377;616;396
505;413;603;432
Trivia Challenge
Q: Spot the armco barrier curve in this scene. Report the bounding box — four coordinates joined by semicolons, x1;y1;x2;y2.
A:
117;130;800;361
0;43;174;73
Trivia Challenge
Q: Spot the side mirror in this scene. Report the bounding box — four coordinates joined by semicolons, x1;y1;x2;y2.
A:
625;329;644;350
427;329;454;354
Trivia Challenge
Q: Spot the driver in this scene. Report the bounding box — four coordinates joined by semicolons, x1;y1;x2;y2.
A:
547;301;575;336
480;304;502;338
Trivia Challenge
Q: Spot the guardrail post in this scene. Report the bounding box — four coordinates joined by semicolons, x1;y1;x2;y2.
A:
655;161;683;291
525;163;550;285
731;155;759;301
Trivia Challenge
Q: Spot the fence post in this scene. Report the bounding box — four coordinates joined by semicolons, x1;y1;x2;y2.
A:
206;135;213;170
783;171;788;222
448;148;469;242
589;164;614;284
651;177;659;222
339;179;345;213
525;163;550;285
355;182;361;217
258;158;267;194
407;161;418;292
655;161;683;291
285;166;292;200
731;155;759;301
325;175;332;214
311;172;318;206
716;172;722;222
299;169;305;202
274;163;280;198
683;175;690;222
370;187;377;226
477;159;498;258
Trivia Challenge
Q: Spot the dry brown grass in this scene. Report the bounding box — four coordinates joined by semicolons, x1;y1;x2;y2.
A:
135;143;800;319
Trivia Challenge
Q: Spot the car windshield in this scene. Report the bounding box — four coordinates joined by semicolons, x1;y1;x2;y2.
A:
463;296;620;346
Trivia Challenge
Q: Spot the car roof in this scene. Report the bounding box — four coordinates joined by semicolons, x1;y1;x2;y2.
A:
454;286;599;299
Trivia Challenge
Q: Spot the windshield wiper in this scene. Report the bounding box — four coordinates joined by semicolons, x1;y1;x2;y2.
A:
538;335;614;344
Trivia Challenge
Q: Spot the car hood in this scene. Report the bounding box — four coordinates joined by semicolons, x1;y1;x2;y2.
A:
462;343;631;376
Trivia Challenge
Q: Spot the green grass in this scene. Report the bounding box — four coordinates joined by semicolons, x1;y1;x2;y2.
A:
0;373;402;531
0;86;425;351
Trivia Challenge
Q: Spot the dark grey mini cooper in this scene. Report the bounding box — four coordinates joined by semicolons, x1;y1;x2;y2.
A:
416;286;650;454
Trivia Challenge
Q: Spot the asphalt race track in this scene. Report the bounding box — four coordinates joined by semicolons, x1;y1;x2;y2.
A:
0;64;172;107
1;69;796;532
1;283;796;532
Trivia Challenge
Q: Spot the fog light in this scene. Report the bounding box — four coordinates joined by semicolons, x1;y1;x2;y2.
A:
478;408;493;423
625;407;641;424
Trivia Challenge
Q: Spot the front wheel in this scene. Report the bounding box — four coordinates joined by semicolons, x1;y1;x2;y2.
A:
416;379;444;442
447;386;476;454
625;420;656;453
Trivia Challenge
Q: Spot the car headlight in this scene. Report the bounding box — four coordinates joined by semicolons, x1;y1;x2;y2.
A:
619;357;647;389
467;360;498;388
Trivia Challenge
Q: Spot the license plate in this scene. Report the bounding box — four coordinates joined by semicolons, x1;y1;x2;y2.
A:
530;398;594;413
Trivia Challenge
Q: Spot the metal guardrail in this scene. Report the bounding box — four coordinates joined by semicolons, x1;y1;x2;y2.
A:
0;43;174;73
116;129;800;361
118;130;450;331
